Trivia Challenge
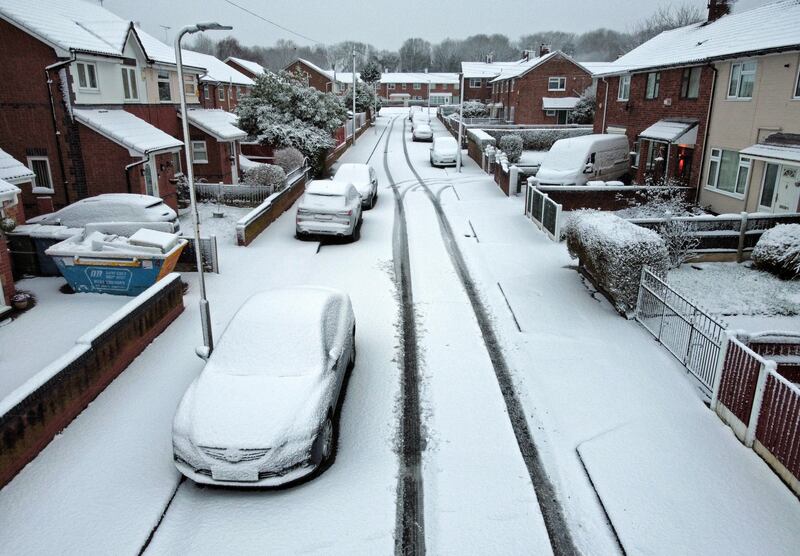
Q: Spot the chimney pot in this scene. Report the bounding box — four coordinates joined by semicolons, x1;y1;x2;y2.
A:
539;43;551;56
707;0;733;23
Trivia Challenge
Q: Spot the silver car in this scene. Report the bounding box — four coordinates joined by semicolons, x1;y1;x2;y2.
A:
27;193;179;231
430;136;459;167
172;287;356;487
296;180;363;241
333;163;378;209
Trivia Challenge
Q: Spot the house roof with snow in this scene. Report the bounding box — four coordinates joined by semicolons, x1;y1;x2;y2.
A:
461;59;532;79
0;178;21;204
182;51;254;86
741;133;800;165
0;148;35;184
287;58;363;85
542;97;581;110
225;56;266;76
595;0;800;76
181;109;246;141
73;109;183;156
380;73;459;84
490;51;595;83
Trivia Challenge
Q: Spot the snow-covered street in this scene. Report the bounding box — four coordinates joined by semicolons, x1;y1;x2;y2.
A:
1;109;799;555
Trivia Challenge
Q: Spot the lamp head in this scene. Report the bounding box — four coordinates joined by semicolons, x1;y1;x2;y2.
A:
192;22;233;33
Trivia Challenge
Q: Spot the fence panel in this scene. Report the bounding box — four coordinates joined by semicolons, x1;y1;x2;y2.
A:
176;235;219;274
716;338;763;426
524;181;561;241
195;182;275;208
635;268;726;394
755;372;800;483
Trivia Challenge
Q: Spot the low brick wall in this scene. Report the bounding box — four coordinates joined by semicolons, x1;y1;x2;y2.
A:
236;169;310;246
0;274;184;489
537;185;694;212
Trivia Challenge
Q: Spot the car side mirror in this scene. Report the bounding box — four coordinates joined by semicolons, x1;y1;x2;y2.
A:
583;163;594;174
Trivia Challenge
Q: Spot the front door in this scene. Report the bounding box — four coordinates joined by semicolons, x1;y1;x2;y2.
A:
143;158;158;197
556;110;568;125
773;165;800;214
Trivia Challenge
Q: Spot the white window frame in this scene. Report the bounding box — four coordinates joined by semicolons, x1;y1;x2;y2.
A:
680;67;701;100
27;156;54;194
548;76;566;91
203;83;210;99
794;65;800;99
413;83;421;90
183;74;197;96
191;141;209;164
157;71;172;102
645;72;660;99
76;61;99;91
121;67;138;101
218;85;225;101
545;109;557;117
705;147;751;197
727;61;757;100
618;75;631;101
469;78;481;88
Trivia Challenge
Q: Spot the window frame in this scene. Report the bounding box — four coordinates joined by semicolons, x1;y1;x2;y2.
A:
680;67;701;99
469;78;481;88
27;156;54;194
75;61;99;91
413;82;421;90
548;76;566;91
545;109;557;117
121;66;138;101
631;140;640;169
617;75;630;101
191;140;209;164
218;85;225;101
183;74;197;97
157;71;172;102
645;72;660;100
705;147;751;197
794;64;800;99
387;83;395;90
203;83;210;99
727;61;757;100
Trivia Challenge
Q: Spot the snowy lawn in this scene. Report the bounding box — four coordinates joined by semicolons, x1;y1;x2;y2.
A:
668;262;800;331
0;277;128;400
178;202;252;244
517;150;547;168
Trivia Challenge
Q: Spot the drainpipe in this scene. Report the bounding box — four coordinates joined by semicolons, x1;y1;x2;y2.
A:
44;54;76;206
601;77;609;133
124;154;150;194
695;64;718;204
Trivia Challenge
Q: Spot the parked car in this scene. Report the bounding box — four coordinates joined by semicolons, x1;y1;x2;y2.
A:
172;286;356;487
535;134;631;186
296;180;362;241
430;136;459;167
408;106;421;121
333;163;378;209
27;194;179;231
411;112;429;131
412;123;433;142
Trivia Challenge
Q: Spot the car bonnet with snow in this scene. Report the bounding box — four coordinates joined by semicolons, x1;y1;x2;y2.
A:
433;137;458;156
333;164;371;197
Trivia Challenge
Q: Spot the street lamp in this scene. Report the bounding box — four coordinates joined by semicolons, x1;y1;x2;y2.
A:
351;46;357;144
456;72;465;173
175;22;232;356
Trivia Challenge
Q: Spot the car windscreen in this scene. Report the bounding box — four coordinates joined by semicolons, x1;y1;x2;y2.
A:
334;167;368;183
304;193;347;210
542;142;586;171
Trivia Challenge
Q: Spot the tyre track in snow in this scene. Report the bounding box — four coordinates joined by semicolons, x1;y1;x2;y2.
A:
400;119;578;556
384;115;426;556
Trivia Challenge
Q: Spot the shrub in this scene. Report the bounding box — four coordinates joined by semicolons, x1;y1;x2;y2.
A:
483;128;592;151
244;163;287;190
461;101;489;118
273;147;305;174
498;135;523;163
568;95;596;124
564;211;669;315
752;224;800;279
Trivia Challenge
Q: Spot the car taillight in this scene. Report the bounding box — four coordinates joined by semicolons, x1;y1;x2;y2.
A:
337;210;352;216
298;208;310;214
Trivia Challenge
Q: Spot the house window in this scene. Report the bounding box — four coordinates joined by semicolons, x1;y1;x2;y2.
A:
706;148;750;195
680;67;701;99
511;79;515;92
545;110;556;117
203;84;210;99
413;83;421;90
387;83;395;90
618;75;631;101
121;67;138;100
631;140;640;168
218;86;225;101
183;75;196;96
548;77;566;91
157;71;172;102
172;152;182;176
469;78;481;88
728;61;756;99
645;72;660;99
76;62;98;90
401;83;407;90
191;141;209;164
27;156;53;193
794;65;800;98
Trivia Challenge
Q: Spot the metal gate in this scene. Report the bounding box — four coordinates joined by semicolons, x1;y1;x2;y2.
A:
635;268;726;394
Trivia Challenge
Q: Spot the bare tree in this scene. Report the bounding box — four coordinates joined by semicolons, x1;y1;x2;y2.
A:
627;3;704;49
399;38;432;71
186;33;215;55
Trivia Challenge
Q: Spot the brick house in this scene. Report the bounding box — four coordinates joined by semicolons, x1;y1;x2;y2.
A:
460;59;531;103
284;58;360;94
224;56;265;80
489;50;594;125
594;0;800;202
378;73;459;105
0;148;32;310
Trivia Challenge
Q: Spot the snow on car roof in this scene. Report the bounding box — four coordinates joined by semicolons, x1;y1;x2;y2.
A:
596;0;800;75
334;164;370;181
206;287;345;376
305;180;352;196
90;194;165;207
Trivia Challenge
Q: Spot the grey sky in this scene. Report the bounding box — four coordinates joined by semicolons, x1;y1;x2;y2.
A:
103;0;775;50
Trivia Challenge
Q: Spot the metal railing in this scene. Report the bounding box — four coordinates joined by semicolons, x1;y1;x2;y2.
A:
195;182;277;208
524;179;562;241
635;267;726;395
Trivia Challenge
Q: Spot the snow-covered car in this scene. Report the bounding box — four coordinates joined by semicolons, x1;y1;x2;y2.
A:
411;112;429;131
430;136;459;167
172;287;357;487
412;123;433;142
27;193;179;231
535;134;631;186
296;180;362;241
333;163;378;209
408;106;421;121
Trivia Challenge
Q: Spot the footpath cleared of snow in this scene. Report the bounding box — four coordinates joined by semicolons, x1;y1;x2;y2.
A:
428;116;800;554
0;119;399;555
394;113;553;554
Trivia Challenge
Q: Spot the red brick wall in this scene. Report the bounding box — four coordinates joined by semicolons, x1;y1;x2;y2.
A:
595;67;713;188
225;60;258;80
198;82;245;111
285;61;332;93
379;81;458;101
462;77;494;102
0;19;74;217
189;127;236;184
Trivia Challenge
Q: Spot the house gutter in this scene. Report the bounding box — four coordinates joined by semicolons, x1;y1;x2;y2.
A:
695;63;718;203
44;53;76;205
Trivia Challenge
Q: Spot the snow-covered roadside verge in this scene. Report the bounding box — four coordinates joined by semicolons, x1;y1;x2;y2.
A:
430;136;800;553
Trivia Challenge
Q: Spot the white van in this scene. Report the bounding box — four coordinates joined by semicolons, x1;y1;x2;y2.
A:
535;134;630;186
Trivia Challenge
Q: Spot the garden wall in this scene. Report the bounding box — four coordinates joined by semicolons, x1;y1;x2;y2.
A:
236;168;310;246
537;184;693;212
0;273;184;489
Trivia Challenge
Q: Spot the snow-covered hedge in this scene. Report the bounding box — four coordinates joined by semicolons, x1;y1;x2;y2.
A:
244;163;287;190
498;135;523;163
484;127;592;151
752;224;800;279
273;147;305;174
462;101;489;118
564;211;669;315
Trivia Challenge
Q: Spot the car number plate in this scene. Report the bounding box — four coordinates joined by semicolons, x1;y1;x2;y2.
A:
316;214;333;220
211;465;258;482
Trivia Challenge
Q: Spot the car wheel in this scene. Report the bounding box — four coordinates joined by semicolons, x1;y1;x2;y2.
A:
370;193;376;209
351;224;361;242
312;414;335;465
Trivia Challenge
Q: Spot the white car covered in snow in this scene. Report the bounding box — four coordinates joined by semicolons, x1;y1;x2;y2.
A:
296;180;363;241
412;123;433;142
411;112;429;131
430;136;459;167
333;163;379;209
535;134;631;186
172;287;357;487
27;193;179;231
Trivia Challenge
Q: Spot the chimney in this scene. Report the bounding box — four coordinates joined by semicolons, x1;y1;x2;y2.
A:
539;43;551;56
707;0;733;23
